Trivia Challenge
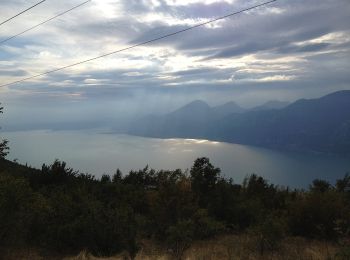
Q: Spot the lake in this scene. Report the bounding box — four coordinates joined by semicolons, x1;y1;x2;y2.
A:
2;129;350;188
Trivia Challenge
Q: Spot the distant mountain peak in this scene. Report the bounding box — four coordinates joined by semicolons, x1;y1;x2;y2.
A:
251;100;290;111
215;101;241;108
321;90;350;99
186;100;210;107
173;100;210;111
169;100;211;117
128;90;350;154
288;90;350;109
213;101;245;115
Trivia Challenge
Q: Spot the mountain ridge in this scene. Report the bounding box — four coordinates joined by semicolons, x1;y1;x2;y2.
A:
127;90;350;154
251;100;290;111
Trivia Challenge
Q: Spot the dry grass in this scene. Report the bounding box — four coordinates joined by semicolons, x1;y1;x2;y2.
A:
183;235;341;260
1;235;348;260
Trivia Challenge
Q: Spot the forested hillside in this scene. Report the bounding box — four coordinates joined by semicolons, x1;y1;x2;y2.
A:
1;158;349;259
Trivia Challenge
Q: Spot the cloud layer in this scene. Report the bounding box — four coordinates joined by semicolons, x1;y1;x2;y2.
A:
0;0;349;129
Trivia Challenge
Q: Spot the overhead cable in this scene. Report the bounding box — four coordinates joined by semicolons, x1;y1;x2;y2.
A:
0;0;278;88
0;0;47;27
0;0;91;45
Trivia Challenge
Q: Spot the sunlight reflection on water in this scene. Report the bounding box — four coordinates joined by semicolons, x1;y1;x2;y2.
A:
2;130;350;188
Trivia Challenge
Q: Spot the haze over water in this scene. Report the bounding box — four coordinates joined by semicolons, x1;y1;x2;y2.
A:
3;130;349;188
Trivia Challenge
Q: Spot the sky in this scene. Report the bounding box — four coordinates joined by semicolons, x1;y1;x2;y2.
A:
0;0;350;131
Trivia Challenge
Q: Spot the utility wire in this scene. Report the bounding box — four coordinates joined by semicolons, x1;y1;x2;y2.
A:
0;0;91;45
0;0;47;27
0;0;278;88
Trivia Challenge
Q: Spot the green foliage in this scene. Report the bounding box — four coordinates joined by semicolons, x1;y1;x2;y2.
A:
100;174;111;183
207;178;241;226
336;173;350;193
166;220;195;259
112;169;123;183
249;214;287;255
288;190;349;240
40;160;79;186
191;209;225;239
310;179;332;193
190;157;220;207
123;165;156;187
0;173;32;245
0;157;349;257
0;139;9;158
0;173;49;247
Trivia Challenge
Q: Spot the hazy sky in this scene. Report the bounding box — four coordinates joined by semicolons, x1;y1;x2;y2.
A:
0;0;350;130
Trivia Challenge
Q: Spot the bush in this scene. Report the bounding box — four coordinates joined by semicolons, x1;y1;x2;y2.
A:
249;214;287;255
0;157;349;257
166;220;195;259
0;173;47;247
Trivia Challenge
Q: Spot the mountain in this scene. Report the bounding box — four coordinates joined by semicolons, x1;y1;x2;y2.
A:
212;101;246;116
214;91;350;153
128;100;244;138
251;100;290;111
128;91;350;154
170;100;211;116
169;100;245;118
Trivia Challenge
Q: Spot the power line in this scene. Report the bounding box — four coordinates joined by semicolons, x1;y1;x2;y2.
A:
0;0;91;45
0;0;278;88
0;0;47;27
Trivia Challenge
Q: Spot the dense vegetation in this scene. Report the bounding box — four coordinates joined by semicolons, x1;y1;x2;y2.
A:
0;157;349;258
0;103;349;259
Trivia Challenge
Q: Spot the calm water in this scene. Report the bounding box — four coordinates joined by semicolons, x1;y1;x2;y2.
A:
2;130;350;188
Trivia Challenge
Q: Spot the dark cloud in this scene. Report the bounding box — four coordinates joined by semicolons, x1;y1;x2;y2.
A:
127;0;349;59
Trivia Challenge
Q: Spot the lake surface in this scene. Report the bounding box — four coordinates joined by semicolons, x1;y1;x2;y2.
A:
2;130;350;188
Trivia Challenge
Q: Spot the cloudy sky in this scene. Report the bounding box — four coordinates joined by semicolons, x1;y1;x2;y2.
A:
0;0;350;130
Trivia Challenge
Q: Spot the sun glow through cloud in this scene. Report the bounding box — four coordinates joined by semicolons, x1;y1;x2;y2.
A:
0;0;348;110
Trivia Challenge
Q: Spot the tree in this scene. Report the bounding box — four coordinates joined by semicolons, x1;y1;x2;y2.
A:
310;179;331;193
190;157;220;207
100;174;111;183
0;104;9;158
336;174;350;193
166;220;194;259
250;214;286;256
112;169;123;183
